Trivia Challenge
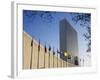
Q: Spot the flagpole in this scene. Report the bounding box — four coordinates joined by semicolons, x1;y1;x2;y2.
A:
44;46;45;68
63;54;64;67
58;50;62;68
44;43;47;68
60;52;62;67
66;56;67;67
53;47;55;68
30;39;33;69
48;50;50;68
49;51;50;68
57;49;58;68
37;40;40;69
48;45;51;68
83;58;84;67
53;50;54;68
37;48;39;69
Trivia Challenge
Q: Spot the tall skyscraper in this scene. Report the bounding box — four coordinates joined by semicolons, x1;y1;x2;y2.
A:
59;19;79;65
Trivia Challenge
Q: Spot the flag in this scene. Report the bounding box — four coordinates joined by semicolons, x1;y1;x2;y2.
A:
57;49;59;57
44;44;47;53
57;49;62;54
38;40;40;52
31;39;33;47
49;45;51;51
53;47;55;55
57;49;59;54
53;51;55;55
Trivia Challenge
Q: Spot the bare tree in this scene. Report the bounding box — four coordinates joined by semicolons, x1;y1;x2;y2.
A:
23;10;55;23
71;13;91;52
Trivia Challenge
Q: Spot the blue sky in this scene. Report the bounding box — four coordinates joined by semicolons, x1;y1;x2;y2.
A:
23;10;91;57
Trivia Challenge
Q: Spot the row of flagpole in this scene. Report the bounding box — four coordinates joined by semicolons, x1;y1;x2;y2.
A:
29;38;79;69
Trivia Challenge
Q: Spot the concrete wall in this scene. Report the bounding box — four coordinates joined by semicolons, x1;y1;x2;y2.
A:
23;32;76;69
